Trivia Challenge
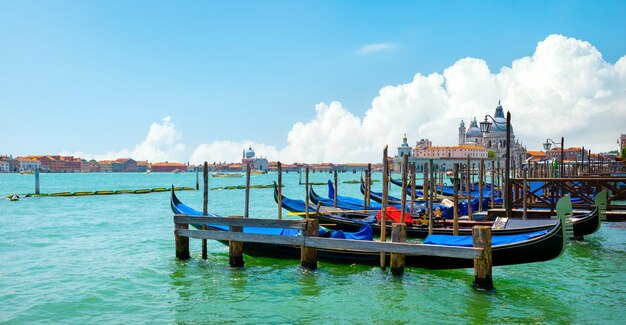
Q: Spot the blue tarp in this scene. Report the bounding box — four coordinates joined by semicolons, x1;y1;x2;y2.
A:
423;229;549;247
174;200;373;239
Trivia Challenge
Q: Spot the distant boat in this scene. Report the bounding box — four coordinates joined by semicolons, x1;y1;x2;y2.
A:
211;172;243;178
250;170;267;175
9;194;20;201
20;170;34;175
146;170;152;174
172;169;181;174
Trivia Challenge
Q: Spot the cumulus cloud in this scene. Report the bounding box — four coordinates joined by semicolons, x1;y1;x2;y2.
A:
61;116;185;162
358;42;396;54
66;34;626;164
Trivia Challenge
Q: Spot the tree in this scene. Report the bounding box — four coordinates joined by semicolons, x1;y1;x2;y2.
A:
487;150;496;158
621;146;626;159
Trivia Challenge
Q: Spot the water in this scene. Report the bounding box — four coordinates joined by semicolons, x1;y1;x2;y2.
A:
1;172;624;323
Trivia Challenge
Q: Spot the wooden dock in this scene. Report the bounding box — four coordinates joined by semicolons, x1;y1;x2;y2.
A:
173;215;494;290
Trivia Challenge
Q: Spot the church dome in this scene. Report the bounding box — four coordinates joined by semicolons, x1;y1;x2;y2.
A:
466;118;483;137
245;147;255;159
489;101;513;133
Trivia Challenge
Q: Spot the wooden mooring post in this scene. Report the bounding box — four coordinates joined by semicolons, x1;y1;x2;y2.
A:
390;223;407;275
380;146;389;269
277;162;283;220
473;226;493;290
301;218;318;270
175;222;190;260
202;161;208;259
35;169;40;194
229;216;244;267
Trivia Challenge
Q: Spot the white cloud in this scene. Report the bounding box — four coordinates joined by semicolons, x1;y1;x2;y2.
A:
60;116;185;162
65;34;626;164
358;42;396;54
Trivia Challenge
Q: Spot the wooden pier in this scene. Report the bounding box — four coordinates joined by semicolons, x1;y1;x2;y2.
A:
173;215;494;290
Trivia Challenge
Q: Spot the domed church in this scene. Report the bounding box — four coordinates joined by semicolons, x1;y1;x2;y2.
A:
458;101;527;163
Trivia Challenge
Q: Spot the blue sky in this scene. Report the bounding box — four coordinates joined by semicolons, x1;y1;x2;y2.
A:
1;1;625;162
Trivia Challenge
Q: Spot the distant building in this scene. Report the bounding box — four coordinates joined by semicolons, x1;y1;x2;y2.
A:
0;155;19;172
150;162;188;173
0;160;9;173
241;146;269;172
115;158;138;172
620;134;626;149
136;160;149;172
89;160;100;172
16;157;41;172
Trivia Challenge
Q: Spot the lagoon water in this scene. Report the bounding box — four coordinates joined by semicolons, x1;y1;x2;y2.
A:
1;172;624;323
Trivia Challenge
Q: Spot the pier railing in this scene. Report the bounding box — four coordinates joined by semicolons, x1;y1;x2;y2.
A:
173;214;494;290
505;176;626;220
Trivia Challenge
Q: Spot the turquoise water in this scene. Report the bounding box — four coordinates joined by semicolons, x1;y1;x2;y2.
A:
1;172;624;323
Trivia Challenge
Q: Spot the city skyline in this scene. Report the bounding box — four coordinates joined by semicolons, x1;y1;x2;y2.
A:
2;1;625;163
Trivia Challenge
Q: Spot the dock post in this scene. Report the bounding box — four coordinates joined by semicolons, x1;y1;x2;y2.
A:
333;169;338;208
244;163;251;218
196;167;199;190
390;223;407;275
35;169;40;194
473;226;493;290
175;222;190;260
202;161;209;259
305;166;310;219
479;159;484;212
278;162;283;220
466;155;472;220
424;162;432;234
380;146;389;269
229;216;244;267
401;155;408;222
453;163;459;235
410;164;416;216
301;218;318;270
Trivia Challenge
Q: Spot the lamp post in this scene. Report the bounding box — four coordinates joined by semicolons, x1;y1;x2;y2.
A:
480;112;511;218
543;137;564;177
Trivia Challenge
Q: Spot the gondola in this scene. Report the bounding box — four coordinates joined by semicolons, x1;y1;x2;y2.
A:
275;183;561;239
174;187;567;269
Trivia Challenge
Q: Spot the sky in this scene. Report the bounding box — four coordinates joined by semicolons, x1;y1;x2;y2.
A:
1;1;625;164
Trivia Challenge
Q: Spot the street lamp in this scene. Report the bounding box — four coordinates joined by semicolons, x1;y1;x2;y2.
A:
543;137;564;177
480;112;511;218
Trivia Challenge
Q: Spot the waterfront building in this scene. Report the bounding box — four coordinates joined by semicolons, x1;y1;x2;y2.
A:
16;157;41;172
0;160;9;173
620;134;626;149
458;102;527;164
99;160;113;173
392;102;527;172
115;158;138;172
0;155;19;172
136;160;149;172
241;147;269;172
89;160;100;172
80;159;90;172
150;162;188;173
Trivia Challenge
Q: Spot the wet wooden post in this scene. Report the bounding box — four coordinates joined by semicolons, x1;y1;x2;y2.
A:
244;163;251;218
390;223;407;275
581;146;585;176
425;162;432;234
522;169;528;220
479;159;484;212
466;155;473;220
365;163;372;209
410;164;416;216
301;218;318;270
473;226;493;290
35;169;40;194
453;163;460;235
490;160;495;209
305;166;310;219
277;162;283;220
401;155;409;223
175;222;190;260
202;161;209;259
380;146;389;269
196;167;199;190
333;169;338;208
429;159;435;222
229;216;244;267
505;112;512;219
